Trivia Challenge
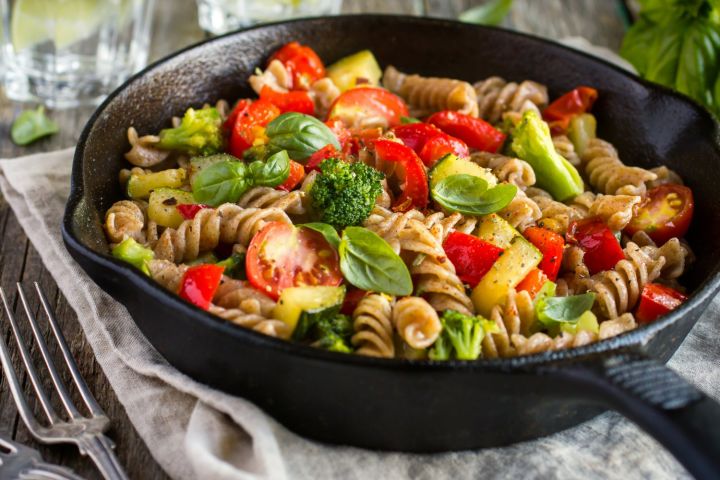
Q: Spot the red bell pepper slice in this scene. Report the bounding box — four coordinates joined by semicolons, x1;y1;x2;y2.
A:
268;41;325;90
224;99;251;131
542;86;598;134
426;110;506;153
340;288;368;315
392;122;469;167
523;226;565;281
567;218;625;274
177;204;211;220
277;160;305;191
635;283;687;324
259;86;315;115
516;268;549;299
228;99;280;158
372;139;428;211
305;144;342;171
442;231;503;287
178;264;225;310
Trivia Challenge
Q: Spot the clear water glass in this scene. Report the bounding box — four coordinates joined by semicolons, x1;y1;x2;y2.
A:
0;0;155;108
197;0;342;35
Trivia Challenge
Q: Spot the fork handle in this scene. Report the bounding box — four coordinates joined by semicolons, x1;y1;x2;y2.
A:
79;435;129;480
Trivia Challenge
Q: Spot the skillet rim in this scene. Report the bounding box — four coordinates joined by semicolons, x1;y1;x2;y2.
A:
62;14;720;372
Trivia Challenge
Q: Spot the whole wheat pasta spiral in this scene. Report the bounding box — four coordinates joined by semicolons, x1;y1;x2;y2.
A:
383;66;479;117
148;259;187;292
153;204;291;263
555;245;590;296
209;305;291;339
581;138;657;195
104;200;146;244
399;219;474;315
248;59;293;94
647;166;684;189
309;77;340;118
392;296;441;349
497;189;542;231
641;237;691;280
237;187;306;215
125;127;170;168
512;330;598;356
469;152;536;189
552;134;581;167
351;294;396;358
473;76;548;124
587;242;665;319
526;187;579;234
482;288;534;359
598;313;637;339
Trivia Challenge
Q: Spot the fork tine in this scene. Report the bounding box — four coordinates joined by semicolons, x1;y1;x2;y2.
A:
34;282;104;417
0;287;58;430
17;284;82;420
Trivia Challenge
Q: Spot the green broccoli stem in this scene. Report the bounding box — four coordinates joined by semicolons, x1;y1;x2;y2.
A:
111;238;154;275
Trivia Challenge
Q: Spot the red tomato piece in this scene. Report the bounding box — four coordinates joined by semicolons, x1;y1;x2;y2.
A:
246;222;343;300
305;144;342;171
567;218;625;274
224;99;251;131
340;288;368;315
277;160;305;191
178;264;225;310
523;226;565;281
269;41;325;90
392;123;469;167
624;184;694;246
426;110;506;153
542;86;598;134
228;99;281;157
391;123;442;152
325;119;353;154
372;139;428;211
327;87;409;129
442;231;503;287
635;283;687;324
516;268;549;299
259;85;315;115
176;204;211;220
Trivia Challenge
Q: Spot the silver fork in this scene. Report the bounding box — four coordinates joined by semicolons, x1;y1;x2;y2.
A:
0;283;128;480
0;433;85;480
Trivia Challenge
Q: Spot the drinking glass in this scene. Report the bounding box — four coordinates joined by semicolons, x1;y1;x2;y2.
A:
0;0;155;108
197;0;342;35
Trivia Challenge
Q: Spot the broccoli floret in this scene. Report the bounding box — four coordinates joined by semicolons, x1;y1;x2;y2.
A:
294;306;354;353
157;106;223;156
430;310;497;361
111;238;154;275
314;330;353;353
310;158;384;229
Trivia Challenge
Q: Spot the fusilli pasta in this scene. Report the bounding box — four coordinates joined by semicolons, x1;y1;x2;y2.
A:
469;151;536;189
473;76;548;124
392;296;442;349
351;294;396;358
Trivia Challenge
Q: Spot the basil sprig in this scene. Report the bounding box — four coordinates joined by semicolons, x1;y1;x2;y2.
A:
300;222;341;250
431;174;517;216
536;293;596;327
192;150;290;206
266;112;341;160
339;227;412;296
11;106;59;146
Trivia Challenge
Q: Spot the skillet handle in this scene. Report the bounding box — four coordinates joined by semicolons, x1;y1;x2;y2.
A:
546;354;720;480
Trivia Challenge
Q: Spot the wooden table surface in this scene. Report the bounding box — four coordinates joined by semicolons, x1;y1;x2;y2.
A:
0;1;626;478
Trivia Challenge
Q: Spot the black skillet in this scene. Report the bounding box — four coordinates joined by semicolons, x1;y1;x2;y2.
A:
61;16;720;479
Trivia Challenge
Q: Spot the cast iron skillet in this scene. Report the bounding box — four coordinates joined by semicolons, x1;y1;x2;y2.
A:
62;15;720;478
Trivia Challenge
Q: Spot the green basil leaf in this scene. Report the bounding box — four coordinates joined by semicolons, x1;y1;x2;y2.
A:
192;160;251;206
266;112;340;161
536;293;596;326
300;222;341;250
400;116;421;124
676;19;720;112
10;106;59;146
458;0;513;26
248;149;290;187
339;226;412;296
432;174;517;216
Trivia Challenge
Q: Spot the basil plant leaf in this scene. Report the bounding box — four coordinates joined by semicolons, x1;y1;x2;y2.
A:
192;160;251;206
432;174;517;216
266;112;340;161
339;226;412;296
458;0;513;26
400;116;421;124
300;222;341;250
536;293;596;326
11;106;59;146
248;149;290;187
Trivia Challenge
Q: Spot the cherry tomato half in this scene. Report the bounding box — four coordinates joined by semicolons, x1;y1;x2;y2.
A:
635;283;687;324
624;184;694;246
567;218;625;274
228;99;280;158
442;231;503;287
426;110;506;153
327;87;409;129
269;41;325;90
524;226;565;281
178;264;225;310
372;139;428;211
259;85;315;115
277;160;305;191
392;122;469;167
246;222;343;300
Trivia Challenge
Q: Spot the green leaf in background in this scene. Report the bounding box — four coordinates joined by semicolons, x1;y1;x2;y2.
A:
10;106;59;146
300;222;341;250
458;0;514;26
